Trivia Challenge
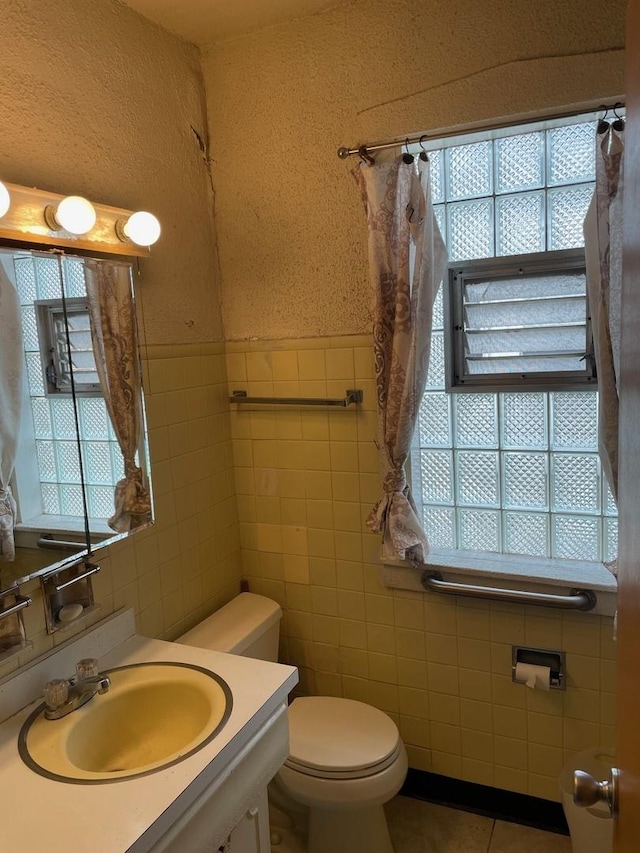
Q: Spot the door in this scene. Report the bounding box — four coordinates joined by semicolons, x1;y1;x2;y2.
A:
615;0;640;849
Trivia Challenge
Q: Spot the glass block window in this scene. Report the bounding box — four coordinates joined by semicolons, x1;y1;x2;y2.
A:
415;115;616;562
13;253;122;520
433;121;595;262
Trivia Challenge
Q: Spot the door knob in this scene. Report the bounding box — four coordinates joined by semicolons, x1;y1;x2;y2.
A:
573;768;619;816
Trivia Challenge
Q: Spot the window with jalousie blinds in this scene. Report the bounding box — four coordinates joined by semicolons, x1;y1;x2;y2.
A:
447;249;594;390
14;254;123;520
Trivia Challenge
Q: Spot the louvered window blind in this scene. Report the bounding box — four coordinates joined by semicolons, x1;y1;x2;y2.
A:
447;249;595;390
36;299;101;394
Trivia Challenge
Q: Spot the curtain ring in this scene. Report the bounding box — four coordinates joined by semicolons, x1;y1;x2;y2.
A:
358;145;375;166
612;102;625;132
597;104;610;135
418;134;429;162
402;138;414;165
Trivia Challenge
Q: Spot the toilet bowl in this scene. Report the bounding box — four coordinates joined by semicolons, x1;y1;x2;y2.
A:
177;593;407;853
277;695;407;853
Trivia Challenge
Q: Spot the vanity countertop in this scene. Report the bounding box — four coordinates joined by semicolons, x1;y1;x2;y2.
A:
0;625;297;852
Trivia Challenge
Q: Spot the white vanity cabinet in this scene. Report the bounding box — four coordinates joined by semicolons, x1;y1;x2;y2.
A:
154;792;271;853
0;612;297;853
142;704;288;853
226;793;271;853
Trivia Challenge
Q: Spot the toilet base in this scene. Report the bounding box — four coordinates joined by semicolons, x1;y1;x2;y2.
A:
308;804;393;853
273;739;407;853
269;777;396;853
269;803;307;853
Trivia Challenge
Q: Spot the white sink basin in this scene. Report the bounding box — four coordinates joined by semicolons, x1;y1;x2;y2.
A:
18;662;232;783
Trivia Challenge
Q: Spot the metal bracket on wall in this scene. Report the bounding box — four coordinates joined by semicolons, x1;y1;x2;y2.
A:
41;559;100;634
0;592;32;662
512;645;566;690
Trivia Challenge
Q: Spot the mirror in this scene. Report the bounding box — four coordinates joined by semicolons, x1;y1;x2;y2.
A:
0;247;153;594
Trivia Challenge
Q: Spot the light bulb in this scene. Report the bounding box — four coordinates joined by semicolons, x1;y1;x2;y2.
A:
121;211;161;247
54;196;97;235
0;181;10;218
45;195;97;235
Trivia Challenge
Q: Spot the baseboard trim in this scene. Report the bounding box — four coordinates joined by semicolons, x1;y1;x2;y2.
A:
401;769;569;835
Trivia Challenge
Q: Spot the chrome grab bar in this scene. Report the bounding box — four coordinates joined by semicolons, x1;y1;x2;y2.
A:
229;389;363;408
46;562;101;593
0;594;32;620
420;571;597;611
38;535;86;551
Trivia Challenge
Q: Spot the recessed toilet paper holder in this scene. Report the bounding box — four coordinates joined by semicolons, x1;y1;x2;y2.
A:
512;646;565;690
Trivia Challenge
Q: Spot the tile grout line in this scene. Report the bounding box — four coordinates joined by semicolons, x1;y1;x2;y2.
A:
486;818;496;852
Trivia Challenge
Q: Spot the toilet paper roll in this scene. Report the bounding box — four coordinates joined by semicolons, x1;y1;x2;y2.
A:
514;662;551;691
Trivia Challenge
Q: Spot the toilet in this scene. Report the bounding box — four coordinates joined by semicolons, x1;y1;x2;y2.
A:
177;592;408;853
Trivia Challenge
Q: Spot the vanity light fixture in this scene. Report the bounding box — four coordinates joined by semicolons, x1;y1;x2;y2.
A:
44;195;97;235
115;211;161;247
0;180;161;257
0;181;10;218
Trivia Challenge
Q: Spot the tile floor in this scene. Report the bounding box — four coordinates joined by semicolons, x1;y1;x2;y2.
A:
270;796;573;852
385;796;573;853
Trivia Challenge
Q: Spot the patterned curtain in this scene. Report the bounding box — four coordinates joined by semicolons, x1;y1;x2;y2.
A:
356;155;447;564
84;260;151;533
0;264;23;561
584;123;624;505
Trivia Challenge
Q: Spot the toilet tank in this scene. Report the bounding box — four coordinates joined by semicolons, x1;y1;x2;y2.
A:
176;592;282;662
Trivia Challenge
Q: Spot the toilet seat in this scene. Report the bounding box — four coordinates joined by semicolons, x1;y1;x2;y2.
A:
284;696;402;780
285;741;403;780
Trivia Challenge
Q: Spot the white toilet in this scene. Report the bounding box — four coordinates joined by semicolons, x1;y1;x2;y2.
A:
177;592;408;853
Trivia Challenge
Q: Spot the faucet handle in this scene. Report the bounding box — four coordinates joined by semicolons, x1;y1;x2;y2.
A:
44;678;69;711
76;658;99;680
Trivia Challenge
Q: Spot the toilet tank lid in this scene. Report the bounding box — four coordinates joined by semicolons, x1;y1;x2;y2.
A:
177;593;282;655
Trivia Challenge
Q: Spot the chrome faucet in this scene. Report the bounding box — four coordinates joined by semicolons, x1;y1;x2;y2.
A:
43;658;111;720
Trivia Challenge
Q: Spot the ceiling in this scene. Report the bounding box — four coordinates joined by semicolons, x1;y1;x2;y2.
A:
121;0;343;46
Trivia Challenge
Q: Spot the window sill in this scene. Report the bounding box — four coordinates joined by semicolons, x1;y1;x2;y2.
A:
15;515;112;539
382;548;617;617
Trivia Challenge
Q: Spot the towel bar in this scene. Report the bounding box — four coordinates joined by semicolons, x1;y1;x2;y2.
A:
46;562;101;593
0;594;32;621
229;389;363;407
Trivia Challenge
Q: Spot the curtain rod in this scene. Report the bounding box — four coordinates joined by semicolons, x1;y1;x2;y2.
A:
337;100;625;159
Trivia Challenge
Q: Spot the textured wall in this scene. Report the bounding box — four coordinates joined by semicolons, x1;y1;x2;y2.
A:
0;1;243;680
1;0;222;345
202;0;625;340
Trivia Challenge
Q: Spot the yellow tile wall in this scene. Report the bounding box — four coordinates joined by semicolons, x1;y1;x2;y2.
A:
227;333;617;803
1;332;616;805
0;342;243;680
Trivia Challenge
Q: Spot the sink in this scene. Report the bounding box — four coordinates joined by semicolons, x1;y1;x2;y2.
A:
18;662;232;784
